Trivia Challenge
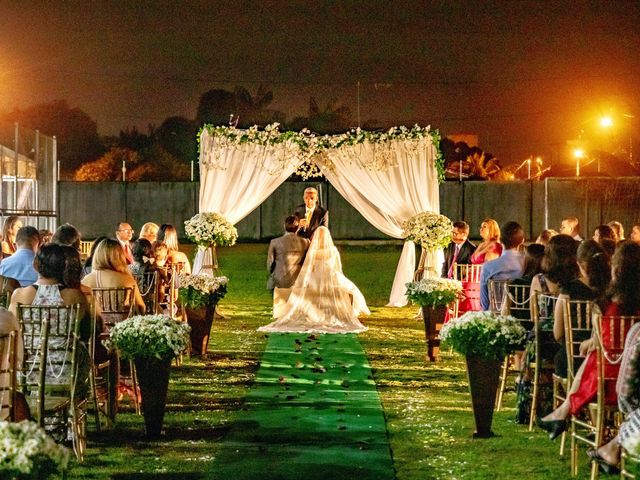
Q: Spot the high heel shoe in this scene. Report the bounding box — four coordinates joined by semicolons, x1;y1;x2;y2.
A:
587;449;620;474
536;418;567;440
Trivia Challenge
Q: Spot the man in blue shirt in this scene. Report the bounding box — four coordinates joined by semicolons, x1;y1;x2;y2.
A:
0;226;40;286
480;221;525;310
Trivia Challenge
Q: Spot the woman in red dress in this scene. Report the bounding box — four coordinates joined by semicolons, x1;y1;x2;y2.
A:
538;241;640;439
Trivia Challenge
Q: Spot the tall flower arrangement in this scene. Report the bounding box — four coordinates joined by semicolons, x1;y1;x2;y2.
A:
178;273;228;309
0;421;70;479
405;277;462;308
402;212;453;251
184;212;237;248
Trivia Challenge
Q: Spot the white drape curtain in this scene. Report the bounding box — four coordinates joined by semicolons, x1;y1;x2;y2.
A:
317;138;442;306
193;132;302;273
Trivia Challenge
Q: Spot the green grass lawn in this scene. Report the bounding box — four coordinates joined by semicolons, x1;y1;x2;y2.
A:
68;243;589;479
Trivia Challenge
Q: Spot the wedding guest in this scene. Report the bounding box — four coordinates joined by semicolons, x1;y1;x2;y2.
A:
294;187;328;239
38;229;53;247
0;227;40;286
559;216;583;241
530;234;579;299
631;225;640;244
471;218;502;264
115;222;134;264
267;216;310;290
81;236;108;278
513;243;545;285
1;216;22;257
536;229;558;246
139;222;159;244
442;221;476;278
479;221;525;310
157;224;191;274
593;224;617;257
128;239;156;276
608;221;625;242
539;241;640;440
552;240;610;377
51;223;81;251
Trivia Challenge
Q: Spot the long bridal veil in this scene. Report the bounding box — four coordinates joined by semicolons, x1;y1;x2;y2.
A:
259;226;370;333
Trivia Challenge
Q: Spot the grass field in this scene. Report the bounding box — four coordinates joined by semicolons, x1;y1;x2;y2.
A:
68;243;591;479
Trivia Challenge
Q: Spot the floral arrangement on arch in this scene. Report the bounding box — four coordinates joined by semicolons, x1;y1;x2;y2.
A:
184;212;238;248
178;273;228;309
0;420;70;479
405;277;463;308
439;311;527;360
106;314;190;361
402;212;453;251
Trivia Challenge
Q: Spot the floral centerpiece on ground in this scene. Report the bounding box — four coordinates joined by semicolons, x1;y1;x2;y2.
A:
178;273;228;309
402;211;453;251
405;277;462;308
184;212;238;248
0;420;70;479
440;311;526;360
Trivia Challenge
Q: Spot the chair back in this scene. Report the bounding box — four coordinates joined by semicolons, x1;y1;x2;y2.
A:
488;279;509;314
16;304;82;426
132;271;158;314
530;292;559;368
454;263;482;283
504;282;532;321
453;263;482;317
79;240;94;260
0;331;17;420
0;275;19;309
92;287;134;328
562;299;595;384
167;262;187;319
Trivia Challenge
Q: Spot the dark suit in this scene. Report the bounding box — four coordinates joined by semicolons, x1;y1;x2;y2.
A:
267;233;310;289
293;204;328;239
441;239;476;278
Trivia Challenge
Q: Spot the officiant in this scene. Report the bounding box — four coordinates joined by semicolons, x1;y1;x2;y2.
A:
294;187;328;239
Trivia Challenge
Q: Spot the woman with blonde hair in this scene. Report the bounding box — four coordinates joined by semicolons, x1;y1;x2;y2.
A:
139;222;159;244
157;224;191;274
1;216;22;256
471;218;502;264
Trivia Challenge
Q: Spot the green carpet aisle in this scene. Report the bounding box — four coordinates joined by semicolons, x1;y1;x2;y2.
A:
209;332;395;480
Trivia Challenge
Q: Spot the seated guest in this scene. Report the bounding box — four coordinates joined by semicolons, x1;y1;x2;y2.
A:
81;236;108;278
560;216;583;241
552;240;610;377
128;239;156;276
51;223;81;251
442;221;476;278
479;221;525;311
139;222;159;244
157;224;191;274
530;234;579;299
471;218;502;265
539;241;640;440
630;224;640;244
38;229;53;247
267;216;310;290
608;221;625;242
115;222;134;264
1;216;22;257
593;224;617;257
535;229;558;246
513;243;545;286
0;227;40;286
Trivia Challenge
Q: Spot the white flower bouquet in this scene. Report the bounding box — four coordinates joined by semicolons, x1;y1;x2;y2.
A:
184;212;238;248
0;420;70;479
106;314;190;361
440;311;527;360
178;273;228;309
402;212;453;251
406;277;462;308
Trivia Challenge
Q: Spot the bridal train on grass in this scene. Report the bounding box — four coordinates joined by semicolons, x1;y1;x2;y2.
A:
259;227;370;334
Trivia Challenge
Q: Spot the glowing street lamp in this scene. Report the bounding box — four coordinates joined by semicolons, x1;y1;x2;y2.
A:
574;148;585;176
600;116;613;129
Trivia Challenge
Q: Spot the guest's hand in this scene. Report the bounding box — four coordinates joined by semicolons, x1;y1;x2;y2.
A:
579;338;594;356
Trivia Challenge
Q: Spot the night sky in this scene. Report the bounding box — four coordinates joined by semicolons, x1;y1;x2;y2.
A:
1;1;639;166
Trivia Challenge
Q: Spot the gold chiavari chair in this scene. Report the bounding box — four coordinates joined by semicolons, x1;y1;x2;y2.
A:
453;263;483;318
529;292;559;431
0;275;19;309
17;304;87;461
132;271;158;314
621;448;640;479
495;282;532;412
571;311;640;479
558;299;594;457
0;331;17;421
79;240;94;261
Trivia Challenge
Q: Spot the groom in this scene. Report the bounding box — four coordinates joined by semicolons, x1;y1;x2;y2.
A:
294;186;328;239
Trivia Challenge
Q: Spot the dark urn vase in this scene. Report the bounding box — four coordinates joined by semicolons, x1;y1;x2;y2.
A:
465;355;502;438
134;356;172;438
185;303;217;357
422;305;447;362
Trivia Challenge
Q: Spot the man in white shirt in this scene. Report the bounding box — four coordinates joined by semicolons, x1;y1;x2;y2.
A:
115;222;134;264
293;187;328;239
560;216;583;241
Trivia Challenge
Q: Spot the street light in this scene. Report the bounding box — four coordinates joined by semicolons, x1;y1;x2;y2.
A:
574;148;585;177
600;116;613;129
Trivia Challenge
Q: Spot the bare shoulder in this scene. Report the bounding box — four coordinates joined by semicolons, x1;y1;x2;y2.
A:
61;288;88;306
10;286;36;305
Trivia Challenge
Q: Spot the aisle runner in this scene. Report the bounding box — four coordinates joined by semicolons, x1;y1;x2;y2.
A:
209;333;395;480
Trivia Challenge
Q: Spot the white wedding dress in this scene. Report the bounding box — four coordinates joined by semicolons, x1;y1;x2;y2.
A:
258;227;370;334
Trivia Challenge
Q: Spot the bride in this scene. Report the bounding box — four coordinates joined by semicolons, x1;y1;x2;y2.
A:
259;226;370;333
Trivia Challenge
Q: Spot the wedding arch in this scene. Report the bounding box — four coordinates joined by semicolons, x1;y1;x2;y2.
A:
194;123;445;307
